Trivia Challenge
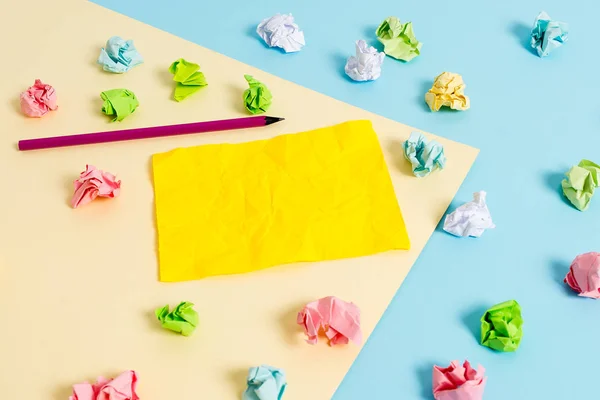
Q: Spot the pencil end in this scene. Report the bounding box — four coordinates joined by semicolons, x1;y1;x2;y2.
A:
264;116;285;126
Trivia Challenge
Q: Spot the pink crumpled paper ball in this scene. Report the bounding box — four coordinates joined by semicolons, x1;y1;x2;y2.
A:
564;252;600;299
19;79;58;117
69;370;139;400
71;165;121;209
297;295;362;346
433;360;486;400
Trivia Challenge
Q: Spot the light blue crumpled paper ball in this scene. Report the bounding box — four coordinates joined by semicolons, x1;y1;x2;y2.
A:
403;131;446;178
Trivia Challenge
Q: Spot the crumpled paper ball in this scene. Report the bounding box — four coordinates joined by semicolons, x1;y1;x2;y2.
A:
169;58;208;101
71;165;121;209
256;13;305;53
243;75;272;114
425;72;470;112
480;300;523;352
69;370;139;400
19;79;58;118
561;159;600;211
97;36;143;73
564;252;600;299
375;16;422;62
297;296;362;346
433;360;486;400
155;301;199;336
403;131;446;177
344;40;385;82
243;365;287;400
443;191;495;238
100;89;139;122
530;11;568;57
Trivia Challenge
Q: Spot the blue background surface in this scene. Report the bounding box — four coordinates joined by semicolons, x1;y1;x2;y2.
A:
90;0;600;398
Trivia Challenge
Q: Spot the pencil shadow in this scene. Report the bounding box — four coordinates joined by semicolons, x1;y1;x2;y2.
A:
386;138;413;176
460;304;487;344
550;259;575;296
279;302;307;346
416;362;435;399
229;367;249;398
543;170;574;208
508;21;537;56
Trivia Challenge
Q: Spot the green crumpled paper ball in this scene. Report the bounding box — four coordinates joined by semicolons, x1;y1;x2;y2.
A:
561;159;600;211
375;16;422;62
243;74;272;114
480;299;523;352
155;301;199;336
100;89;139;122
169;58;208;102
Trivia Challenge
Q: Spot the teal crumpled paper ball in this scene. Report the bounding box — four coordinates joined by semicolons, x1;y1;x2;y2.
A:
97;36;144;73
243;365;287;400
403;131;446;178
530;11;568;57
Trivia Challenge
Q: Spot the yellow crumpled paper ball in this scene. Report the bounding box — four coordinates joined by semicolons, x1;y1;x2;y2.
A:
424;72;470;112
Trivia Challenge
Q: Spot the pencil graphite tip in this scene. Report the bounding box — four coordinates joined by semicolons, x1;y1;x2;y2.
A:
264;116;285;125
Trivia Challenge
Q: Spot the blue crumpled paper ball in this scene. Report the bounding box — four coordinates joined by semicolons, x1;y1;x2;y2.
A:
97;36;144;73
403;131;446;178
530;11;568;57
243;365;287;400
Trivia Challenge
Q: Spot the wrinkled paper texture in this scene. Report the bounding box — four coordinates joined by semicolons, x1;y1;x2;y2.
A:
561;159;600;211
155;301;199;336
69;370;139;400
100;89;139;122
151;120;410;282
480;300;523;352
433;360;486;400
257;13;305;53
243;74;272;114
443;191;495;238
425;72;470;111
403;131;446;177
72;165;121;209
169;58;208;101
530;11;568;57
376;16;421;61
297;296;362;346
97;36;143;73
344;40;384;81
243;365;287;400
20;79;58;117
564;252;600;299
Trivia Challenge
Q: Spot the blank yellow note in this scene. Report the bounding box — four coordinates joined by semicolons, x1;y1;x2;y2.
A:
152;120;410;282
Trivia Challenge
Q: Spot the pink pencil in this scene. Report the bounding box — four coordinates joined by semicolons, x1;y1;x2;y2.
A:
18;115;285;151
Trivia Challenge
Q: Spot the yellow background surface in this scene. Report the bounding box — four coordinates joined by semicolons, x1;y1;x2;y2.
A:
0;1;478;399
153;120;410;282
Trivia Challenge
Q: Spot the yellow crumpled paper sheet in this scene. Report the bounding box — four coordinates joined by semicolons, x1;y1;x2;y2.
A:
152;120;410;282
